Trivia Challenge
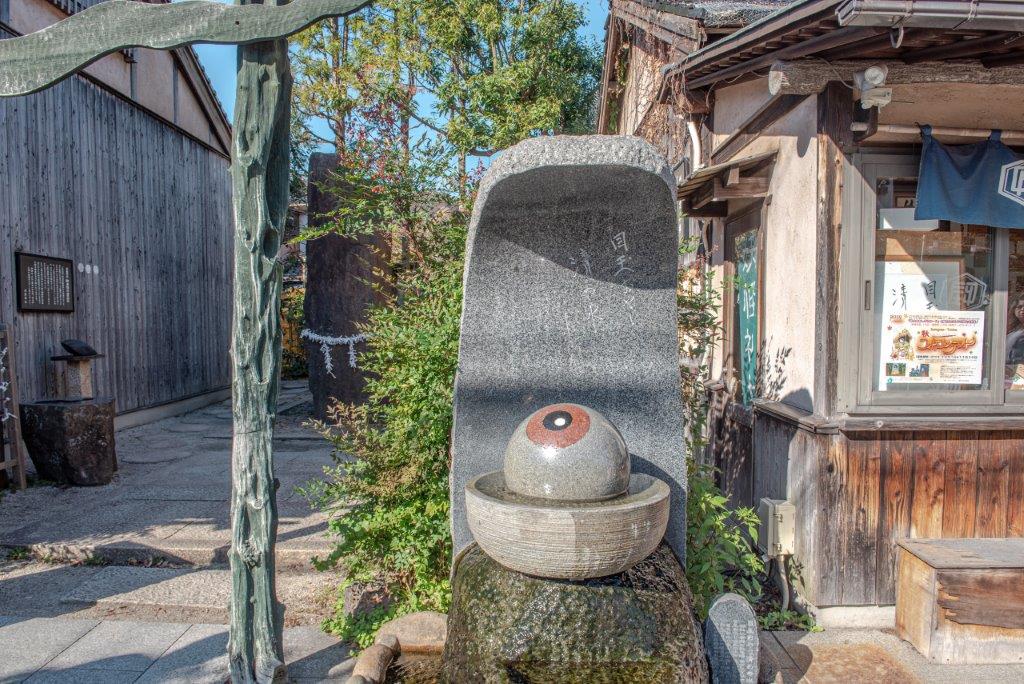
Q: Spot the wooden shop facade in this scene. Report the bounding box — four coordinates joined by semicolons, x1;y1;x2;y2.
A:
0;0;233;420
599;0;1024;621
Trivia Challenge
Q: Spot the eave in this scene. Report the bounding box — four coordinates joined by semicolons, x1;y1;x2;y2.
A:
660;0;1024;100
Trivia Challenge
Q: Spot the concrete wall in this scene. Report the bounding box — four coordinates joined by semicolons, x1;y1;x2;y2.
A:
709;79;820;413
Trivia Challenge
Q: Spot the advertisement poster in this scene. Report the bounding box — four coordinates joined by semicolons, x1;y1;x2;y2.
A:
879;311;985;388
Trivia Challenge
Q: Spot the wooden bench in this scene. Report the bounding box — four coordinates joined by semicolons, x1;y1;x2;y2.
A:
897;538;1024;664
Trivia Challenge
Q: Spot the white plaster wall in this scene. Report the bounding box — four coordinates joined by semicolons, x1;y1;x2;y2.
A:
712;81;820;413
876;82;1024;143
12;0;131;95
134;48;177;125
12;0;220;145
711;78;772;147
176;72;215;143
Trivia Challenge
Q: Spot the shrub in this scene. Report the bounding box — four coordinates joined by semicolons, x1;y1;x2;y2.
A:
686;461;764;620
678;244;764;620
280;287;307;380
304;223;465;648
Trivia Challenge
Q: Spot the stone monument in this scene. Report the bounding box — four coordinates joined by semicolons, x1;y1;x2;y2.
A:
704;593;760;684
445;136;706;682
450;134;688;564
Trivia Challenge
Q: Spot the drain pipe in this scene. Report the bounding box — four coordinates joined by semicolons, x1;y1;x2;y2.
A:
687;121;703;171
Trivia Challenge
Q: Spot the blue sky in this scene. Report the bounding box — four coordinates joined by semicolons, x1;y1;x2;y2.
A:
194;1;607;125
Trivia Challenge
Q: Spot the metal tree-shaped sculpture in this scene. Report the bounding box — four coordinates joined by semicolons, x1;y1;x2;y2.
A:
0;1;368;680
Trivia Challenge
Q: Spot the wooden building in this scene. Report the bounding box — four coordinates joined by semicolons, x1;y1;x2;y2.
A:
0;0;233;422
600;0;1024;626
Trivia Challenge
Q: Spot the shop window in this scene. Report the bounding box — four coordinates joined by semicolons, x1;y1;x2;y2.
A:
851;157;1021;409
1006;231;1024;391
873;175;993;392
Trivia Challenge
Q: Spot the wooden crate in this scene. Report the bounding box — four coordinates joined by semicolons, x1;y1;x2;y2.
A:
896;538;1024;663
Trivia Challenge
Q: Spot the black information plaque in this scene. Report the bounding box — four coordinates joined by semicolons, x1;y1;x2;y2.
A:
16;252;75;312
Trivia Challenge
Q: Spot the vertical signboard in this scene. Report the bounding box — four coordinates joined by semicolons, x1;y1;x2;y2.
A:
735;231;758;406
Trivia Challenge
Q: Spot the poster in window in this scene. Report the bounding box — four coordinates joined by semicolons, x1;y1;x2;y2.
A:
735;231;758;405
876;260;961;315
879;311;985;387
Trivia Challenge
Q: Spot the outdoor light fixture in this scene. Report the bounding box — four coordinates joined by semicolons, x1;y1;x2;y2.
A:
855;64;892;109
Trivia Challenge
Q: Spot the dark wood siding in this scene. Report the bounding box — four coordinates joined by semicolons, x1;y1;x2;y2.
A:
744;411;1024;607
0;45;233;413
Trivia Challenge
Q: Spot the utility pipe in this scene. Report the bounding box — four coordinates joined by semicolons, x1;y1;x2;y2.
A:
854;122;1024;141
687;121;704;170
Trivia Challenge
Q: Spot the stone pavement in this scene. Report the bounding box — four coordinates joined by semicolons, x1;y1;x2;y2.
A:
0;382;337;571
762;628;1024;683
0;381;357;681
0;616;355;683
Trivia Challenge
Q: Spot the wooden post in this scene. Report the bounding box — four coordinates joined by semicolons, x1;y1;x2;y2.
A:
227;30;291;684
813;81;853;420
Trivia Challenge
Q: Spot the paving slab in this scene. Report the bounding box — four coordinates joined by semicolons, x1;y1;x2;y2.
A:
0;617;100;682
134;623;228;684
283;625;356;681
772;628;1024;683
0;561;106;619
0;389;335;571
23;668;140;683
61;566;340;626
43;620;189;673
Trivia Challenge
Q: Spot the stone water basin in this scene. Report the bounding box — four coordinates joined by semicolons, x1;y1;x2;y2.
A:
465;471;669;580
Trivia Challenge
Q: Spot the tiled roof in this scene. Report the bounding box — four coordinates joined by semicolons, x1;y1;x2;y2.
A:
656;1;794;27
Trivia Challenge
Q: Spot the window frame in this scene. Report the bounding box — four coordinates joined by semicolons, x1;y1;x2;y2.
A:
843;153;1017;413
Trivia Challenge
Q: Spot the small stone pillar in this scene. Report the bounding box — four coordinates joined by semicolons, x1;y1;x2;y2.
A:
51;353;103;400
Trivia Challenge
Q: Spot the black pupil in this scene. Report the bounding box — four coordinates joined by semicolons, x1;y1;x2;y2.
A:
542;410;573;431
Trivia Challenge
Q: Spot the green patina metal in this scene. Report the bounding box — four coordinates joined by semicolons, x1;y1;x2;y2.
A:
0;0;368;96
0;1;369;681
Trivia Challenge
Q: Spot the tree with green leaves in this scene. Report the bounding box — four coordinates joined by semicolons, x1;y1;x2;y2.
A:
292;0;601;645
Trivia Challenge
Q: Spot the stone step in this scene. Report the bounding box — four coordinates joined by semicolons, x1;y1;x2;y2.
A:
5;538;333;572
59;566;341;626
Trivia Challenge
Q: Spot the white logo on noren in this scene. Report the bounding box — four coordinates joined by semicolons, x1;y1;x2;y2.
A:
999;160;1024;208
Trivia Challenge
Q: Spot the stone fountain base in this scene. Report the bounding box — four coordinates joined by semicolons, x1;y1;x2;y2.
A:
444;543;709;683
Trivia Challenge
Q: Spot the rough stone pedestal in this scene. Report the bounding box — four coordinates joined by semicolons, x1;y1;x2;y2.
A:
444;543;709;683
20;398;117;485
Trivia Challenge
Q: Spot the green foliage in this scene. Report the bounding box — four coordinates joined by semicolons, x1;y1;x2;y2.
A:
758;609;820;632
677;240;764;620
304;220;465;646
291;0;602;160
293;0;601;650
686;461;764;620
6;546;30;561
280;287;307;380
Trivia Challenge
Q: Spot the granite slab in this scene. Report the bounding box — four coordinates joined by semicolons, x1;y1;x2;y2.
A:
451;135;688;563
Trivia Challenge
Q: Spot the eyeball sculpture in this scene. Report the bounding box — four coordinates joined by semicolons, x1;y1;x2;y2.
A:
503;403;629;501
464;402;670;579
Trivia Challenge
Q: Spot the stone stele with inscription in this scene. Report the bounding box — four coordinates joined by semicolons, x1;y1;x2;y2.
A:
450;134;688;564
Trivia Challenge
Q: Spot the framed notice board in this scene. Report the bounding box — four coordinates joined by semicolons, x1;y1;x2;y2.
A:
15;252;75;312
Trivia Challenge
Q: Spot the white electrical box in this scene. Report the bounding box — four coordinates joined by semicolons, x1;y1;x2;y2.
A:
757;498;796;557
